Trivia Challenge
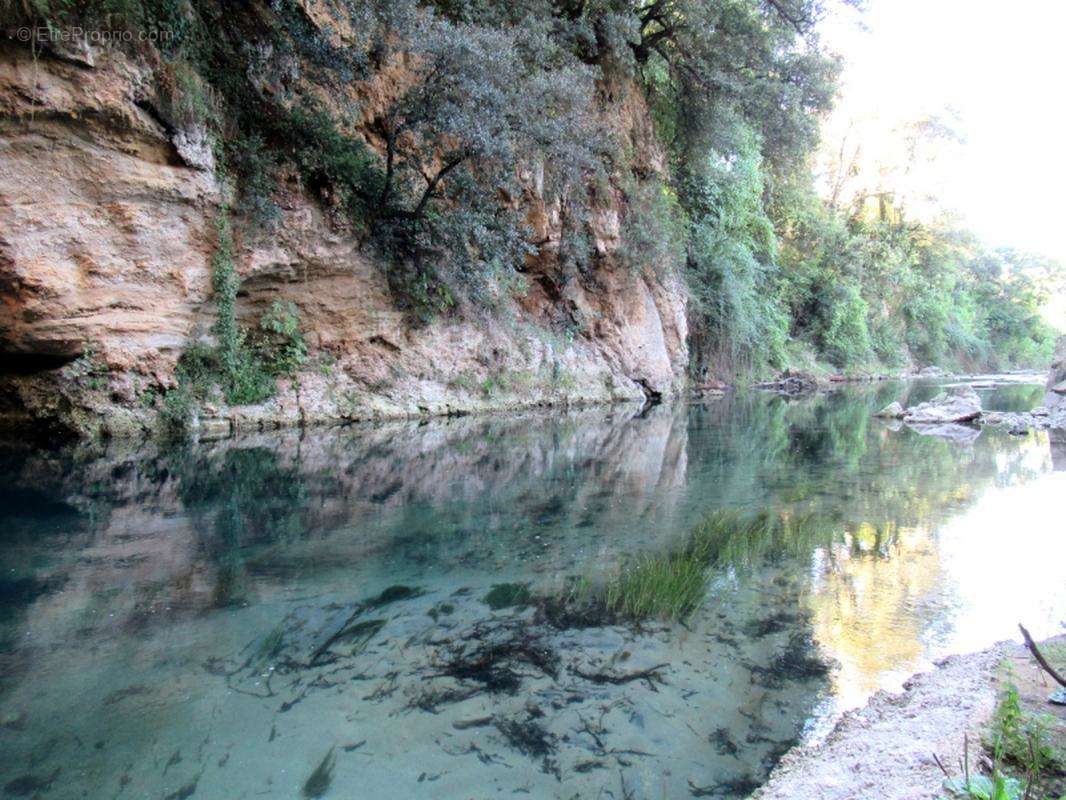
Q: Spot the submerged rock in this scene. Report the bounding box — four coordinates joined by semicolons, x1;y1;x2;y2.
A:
905;422;982;445
901;387;981;425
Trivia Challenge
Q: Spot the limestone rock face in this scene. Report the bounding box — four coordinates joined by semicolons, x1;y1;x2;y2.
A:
0;40;688;437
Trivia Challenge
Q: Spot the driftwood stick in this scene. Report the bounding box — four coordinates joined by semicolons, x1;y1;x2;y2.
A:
1018;624;1066;688
572;663;669;686
931;751;950;779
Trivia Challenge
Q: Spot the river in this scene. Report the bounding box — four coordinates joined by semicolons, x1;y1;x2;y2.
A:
1;380;1063;799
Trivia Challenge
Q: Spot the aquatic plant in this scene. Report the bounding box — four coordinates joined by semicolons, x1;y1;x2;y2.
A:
568;547;709;623
545;510;836;624
253;624;286;666
482;583;533;610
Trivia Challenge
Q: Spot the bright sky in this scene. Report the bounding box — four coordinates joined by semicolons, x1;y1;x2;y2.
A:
819;0;1066;325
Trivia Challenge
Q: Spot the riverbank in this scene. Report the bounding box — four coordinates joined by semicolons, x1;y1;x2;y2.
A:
755;635;1066;800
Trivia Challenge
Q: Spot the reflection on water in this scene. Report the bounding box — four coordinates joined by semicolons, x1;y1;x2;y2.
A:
0;384;1063;799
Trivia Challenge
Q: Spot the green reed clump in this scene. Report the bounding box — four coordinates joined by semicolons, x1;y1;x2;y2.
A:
589;549;709;621
550;510;830;625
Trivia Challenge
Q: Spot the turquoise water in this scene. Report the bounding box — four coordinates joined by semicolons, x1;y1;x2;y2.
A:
1;383;1063;799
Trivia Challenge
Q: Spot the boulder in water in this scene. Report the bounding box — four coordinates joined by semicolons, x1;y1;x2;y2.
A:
902;387;982;425
874;401;904;419
753;372;819;396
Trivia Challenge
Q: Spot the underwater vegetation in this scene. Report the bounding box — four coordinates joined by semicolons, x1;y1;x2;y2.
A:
542;511;836;625
482;583;533;610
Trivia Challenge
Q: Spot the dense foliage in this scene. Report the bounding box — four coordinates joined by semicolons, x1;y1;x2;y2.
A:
6;0;1061;376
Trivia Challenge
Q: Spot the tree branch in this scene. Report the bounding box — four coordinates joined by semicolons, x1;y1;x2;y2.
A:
413;152;468;218
1019;624;1066;688
764;0;807;34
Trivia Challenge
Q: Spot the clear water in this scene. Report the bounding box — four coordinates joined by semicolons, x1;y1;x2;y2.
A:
1;383;1063;799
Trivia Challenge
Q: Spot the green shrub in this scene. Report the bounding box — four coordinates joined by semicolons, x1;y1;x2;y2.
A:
258;300;308;376
820;281;872;368
161;213;312;434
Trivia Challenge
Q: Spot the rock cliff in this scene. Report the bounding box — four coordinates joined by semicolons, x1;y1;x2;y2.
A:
0;35;688;439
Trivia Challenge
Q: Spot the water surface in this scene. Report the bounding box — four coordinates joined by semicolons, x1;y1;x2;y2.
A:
1;383;1063;799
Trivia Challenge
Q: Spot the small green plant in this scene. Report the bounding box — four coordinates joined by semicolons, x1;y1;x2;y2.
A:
137;383;159;409
63;344;108;390
942;772;1023;800
258;300;308;376
990;681;1052;773
448;372;477;393
162;213;314;435
550;363;577;394
581;548;710;622
479;371;513;398
938;736;1025;800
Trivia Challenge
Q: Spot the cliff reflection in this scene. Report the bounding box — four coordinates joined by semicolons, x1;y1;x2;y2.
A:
0;389;1058;704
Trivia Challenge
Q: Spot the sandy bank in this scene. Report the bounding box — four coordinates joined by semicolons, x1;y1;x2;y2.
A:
754;643;1013;800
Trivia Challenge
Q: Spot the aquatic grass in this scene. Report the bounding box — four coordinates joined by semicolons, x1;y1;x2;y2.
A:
547;510;838;624
253;623;286;665
584;548;710;622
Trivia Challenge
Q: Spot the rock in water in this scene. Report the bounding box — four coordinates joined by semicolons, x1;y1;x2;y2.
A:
753;372;819;396
1046;335;1066;443
874;401;904;419
902;387;981;425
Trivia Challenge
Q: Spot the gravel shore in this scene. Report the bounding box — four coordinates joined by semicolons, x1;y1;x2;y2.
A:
753;643;1013;800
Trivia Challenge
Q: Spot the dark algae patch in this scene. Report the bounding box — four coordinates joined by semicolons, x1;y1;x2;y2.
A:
163;774;199;800
4;768;59;797
367;585;423;608
302;746;336;798
482;583;532;610
750;633;830;689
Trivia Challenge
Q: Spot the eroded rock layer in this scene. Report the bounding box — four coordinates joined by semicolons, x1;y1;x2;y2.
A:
0;39;688;438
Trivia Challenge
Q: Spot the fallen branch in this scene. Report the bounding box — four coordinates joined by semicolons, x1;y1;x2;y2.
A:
572;663;669;689
1018;624;1066;688
452;716;494;730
